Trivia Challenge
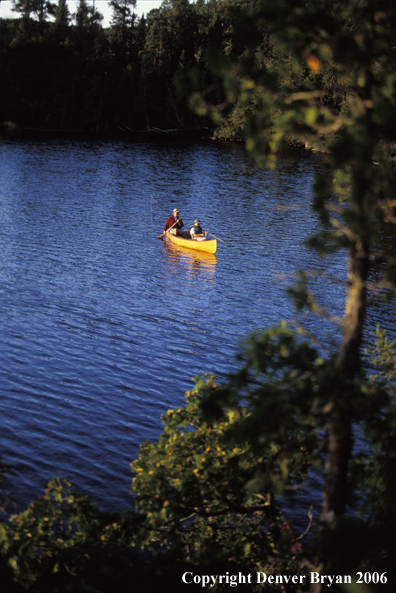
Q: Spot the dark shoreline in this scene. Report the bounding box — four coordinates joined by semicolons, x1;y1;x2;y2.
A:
2;125;315;153
2;124;214;142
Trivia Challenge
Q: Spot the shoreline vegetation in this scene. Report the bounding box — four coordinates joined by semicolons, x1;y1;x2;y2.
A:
2;124;323;155
2;1;396;591
1;0;337;154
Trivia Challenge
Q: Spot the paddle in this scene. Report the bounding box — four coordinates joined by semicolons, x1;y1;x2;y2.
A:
207;232;225;243
158;218;180;240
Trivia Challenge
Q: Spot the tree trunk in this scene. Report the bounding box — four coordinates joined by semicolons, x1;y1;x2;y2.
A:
322;241;369;522
322;242;369;522
311;242;370;592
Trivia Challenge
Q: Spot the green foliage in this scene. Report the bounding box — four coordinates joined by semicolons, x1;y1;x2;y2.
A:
130;321;396;588
132;369;308;587
365;326;396;397
0;478;144;592
3;478;97;587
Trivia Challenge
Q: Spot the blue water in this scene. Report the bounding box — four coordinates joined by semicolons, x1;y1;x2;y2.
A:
0;139;394;518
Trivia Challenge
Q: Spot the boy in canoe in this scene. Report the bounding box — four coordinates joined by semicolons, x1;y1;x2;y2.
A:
164;208;185;236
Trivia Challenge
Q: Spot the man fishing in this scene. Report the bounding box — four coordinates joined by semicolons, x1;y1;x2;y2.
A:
190;219;208;239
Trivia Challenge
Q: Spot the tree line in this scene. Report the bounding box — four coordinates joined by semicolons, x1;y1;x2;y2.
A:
2;1;396;591
1;0;360;140
0;0;257;135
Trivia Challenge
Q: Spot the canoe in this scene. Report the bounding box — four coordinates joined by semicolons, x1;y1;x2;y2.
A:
166;232;217;254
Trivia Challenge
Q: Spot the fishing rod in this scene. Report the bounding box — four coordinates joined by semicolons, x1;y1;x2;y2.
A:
150;194;164;218
207;232;225;243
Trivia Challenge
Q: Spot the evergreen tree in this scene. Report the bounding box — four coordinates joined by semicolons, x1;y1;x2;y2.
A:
73;0;105;58
109;0;137;46
50;0;70;44
12;0;56;39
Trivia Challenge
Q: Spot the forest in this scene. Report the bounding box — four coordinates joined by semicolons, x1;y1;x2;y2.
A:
2;1;396;592
1;0;257;137
0;0;360;141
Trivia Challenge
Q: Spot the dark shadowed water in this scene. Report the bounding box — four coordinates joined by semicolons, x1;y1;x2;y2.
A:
0;138;394;517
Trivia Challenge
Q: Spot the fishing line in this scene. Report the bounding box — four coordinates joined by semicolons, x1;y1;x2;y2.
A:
150;194;164;218
150;195;154;236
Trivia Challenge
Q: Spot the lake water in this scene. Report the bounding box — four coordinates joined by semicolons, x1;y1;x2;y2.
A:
0;138;394;518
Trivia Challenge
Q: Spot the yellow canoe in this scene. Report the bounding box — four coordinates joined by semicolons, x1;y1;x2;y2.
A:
166;232;217;254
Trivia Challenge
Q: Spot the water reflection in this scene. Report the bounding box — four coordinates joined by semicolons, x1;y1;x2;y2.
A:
161;239;217;282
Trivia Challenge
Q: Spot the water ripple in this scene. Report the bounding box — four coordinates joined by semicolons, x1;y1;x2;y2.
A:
0;139;395;513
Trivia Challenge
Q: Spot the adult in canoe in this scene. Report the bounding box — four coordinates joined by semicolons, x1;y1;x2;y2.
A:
164;208;184;236
190;219;208;239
